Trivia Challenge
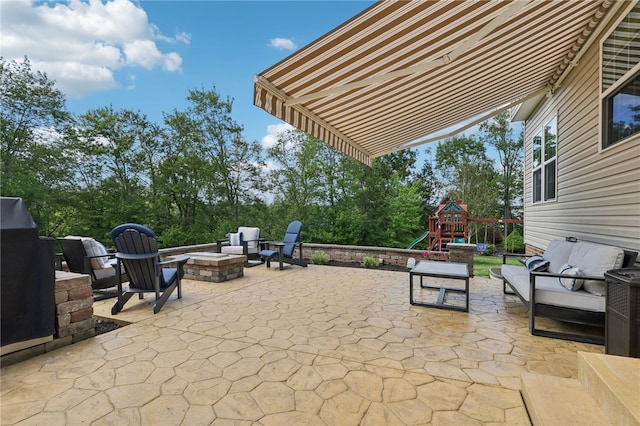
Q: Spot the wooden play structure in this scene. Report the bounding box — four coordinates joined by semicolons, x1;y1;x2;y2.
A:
428;198;468;250
405;198;525;250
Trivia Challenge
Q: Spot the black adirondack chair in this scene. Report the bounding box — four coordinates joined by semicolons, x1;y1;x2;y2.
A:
110;224;189;314
57;237;125;300
259;221;308;270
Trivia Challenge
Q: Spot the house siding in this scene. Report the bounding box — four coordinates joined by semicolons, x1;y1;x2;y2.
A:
523;10;640;254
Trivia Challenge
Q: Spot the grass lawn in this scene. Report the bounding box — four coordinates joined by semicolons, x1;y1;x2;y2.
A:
473;255;522;277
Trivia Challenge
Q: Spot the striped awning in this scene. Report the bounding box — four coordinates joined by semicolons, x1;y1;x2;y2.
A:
254;0;620;166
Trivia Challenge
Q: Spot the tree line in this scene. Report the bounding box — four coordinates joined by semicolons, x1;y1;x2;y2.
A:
1;57;523;250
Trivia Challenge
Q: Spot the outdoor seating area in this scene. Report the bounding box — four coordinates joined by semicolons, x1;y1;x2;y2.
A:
5;263;635;425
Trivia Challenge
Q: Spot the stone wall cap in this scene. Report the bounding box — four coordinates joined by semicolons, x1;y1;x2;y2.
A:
448;243;477;248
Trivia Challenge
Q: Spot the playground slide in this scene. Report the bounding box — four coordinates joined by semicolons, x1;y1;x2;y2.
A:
406;231;429;249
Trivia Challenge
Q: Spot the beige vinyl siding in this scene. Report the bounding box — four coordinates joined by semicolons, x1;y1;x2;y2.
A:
524;21;640;253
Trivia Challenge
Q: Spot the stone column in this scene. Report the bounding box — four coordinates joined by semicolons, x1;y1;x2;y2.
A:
54;271;95;346
448;243;476;277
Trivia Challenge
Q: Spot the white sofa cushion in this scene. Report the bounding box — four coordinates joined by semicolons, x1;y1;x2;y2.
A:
221;245;246;255
66;236;111;270
238;227;260;249
568;241;624;296
228;232;243;246
501;265;605;312
93;266;117;280
525;255;549;272
542;240;575;273
558;264;584;291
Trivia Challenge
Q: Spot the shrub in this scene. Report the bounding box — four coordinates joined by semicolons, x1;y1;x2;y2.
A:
362;256;379;268
310;251;329;265
503;229;525;253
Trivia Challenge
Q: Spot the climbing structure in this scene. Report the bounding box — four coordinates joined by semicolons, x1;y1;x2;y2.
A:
428;198;468;250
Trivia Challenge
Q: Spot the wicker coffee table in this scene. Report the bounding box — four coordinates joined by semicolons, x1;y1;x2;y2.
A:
409;260;470;312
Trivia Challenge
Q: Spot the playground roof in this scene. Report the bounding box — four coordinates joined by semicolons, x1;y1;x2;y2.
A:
442;200;467;213
253;0;618;165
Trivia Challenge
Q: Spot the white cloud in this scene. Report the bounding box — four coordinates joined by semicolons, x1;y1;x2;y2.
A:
0;0;189;98
268;38;297;51
261;123;295;149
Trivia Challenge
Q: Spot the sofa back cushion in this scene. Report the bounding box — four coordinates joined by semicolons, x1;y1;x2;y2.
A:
543;240;575;273
238;227;260;249
567;241;625;296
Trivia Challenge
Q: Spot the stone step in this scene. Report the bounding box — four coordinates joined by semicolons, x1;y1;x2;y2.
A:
578;352;640;426
521;373;612;426
521;351;640;426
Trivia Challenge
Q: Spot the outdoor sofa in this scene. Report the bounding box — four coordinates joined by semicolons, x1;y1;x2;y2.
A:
501;238;637;344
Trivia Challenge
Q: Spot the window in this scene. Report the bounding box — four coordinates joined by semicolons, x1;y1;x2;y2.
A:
532;117;557;203
601;3;640;149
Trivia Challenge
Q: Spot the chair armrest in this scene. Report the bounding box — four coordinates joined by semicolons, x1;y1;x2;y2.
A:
85;252;116;259
216;239;230;252
116;252;158;261
502;252;533;264
271;241;301;246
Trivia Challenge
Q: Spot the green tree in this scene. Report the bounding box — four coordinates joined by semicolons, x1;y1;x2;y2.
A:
435;135;500;242
335;151;419;246
479;111;524;235
266;130;326;235
413;147;445;231
387;176;423;247
163;87;266;240
0;56;76;235
72;107;155;237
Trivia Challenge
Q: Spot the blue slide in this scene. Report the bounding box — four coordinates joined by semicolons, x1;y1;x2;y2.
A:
406;231;429;249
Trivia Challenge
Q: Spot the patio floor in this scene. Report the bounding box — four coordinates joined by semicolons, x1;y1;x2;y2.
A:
1;264;604;425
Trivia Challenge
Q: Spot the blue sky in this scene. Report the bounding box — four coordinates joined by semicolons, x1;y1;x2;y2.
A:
1;0;376;149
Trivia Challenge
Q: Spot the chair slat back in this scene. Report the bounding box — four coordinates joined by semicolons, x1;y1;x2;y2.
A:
282;221;303;258
111;224;159;291
58;238;88;274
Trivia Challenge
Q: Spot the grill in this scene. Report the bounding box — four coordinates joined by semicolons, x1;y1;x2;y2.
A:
1;197;55;353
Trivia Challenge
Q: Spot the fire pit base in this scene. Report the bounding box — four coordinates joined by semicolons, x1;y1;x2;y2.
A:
183;252;246;283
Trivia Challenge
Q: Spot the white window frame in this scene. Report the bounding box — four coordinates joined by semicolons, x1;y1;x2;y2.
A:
599;2;640;150
532;116;557;204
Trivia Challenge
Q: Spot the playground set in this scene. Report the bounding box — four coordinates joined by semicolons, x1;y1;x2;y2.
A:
406;198;523;251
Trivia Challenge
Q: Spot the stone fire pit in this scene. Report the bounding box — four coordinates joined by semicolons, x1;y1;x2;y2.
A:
183;252;246;283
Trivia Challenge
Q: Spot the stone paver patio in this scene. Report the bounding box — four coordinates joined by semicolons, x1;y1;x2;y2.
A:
1;264;603;425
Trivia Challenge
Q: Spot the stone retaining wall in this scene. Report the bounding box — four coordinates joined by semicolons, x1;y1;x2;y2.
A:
447;243;476;277
301;243;423;267
162;242;478;277
2;271;95;366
